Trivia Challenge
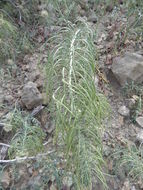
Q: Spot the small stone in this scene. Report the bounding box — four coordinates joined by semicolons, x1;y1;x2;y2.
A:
7;59;14;65
40;10;48;17
80;9;86;17
136;131;143;144
118;105;130;117
126;98;136;109
21;82;43;109
136;117;143;128
28;167;33;175
112;52;143;86
131;185;136;190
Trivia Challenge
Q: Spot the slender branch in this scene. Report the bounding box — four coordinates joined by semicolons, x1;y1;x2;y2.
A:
0;151;55;163
0;141;51;148
0;143;10;147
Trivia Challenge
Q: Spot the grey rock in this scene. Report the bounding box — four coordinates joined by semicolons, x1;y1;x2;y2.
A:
126;98;136;109
112;52;143;86
21;82;43;109
131;186;136;190
118;105;130;117
136;117;143;128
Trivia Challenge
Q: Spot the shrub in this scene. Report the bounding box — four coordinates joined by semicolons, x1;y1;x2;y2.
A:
46;19;109;189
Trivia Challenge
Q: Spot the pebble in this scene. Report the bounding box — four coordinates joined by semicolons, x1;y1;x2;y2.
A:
21;82;43;109
126;98;136;109
131;185;136;190
118;105;130;117
136;117;143;128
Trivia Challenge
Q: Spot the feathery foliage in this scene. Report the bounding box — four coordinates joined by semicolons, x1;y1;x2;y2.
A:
0;14;17;61
119;145;143;181
4;109;45;159
46;20;109;189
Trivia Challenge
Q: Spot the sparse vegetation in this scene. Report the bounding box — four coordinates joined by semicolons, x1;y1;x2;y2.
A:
122;82;143;122
46;20;109;189
119;144;143;181
1;0;143;189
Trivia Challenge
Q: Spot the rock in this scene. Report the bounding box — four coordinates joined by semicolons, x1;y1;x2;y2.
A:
131;186;136;190
79;9;86;17
1;171;11;189
112;52;143;86
136;117;143;128
40;10;48;17
118;105;130;117
126;98;136;109
7;59;14;65
28;167;33;175
21;82;43;109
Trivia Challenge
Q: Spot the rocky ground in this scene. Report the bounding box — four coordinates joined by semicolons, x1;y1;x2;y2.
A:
0;1;143;190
